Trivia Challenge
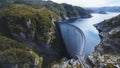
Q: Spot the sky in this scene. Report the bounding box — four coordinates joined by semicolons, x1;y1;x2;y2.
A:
51;0;120;7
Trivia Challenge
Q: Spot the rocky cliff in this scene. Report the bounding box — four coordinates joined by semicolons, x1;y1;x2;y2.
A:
88;14;120;68
0;4;85;68
0;1;92;68
0;0;92;20
0;4;60;68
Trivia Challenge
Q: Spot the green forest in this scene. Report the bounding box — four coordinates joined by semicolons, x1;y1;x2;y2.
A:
0;0;91;68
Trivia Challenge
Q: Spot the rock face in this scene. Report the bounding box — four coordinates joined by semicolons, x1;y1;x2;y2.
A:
0;0;92;21
0;36;43;68
52;58;82;68
88;14;120;68
0;4;84;68
0;1;92;68
0;4;59;68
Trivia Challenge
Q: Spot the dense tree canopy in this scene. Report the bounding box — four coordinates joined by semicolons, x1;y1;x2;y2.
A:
0;36;43;68
0;0;91;67
0;0;91;19
0;4;59;42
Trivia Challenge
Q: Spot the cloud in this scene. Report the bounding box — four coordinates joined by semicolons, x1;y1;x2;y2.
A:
51;0;120;7
105;0;120;6
52;0;80;5
78;0;106;7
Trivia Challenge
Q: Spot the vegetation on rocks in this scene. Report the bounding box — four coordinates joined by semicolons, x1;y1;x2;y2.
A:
0;36;43;68
0;0;91;20
0;0;92;67
0;4;59;42
0;4;58;68
89;14;120;68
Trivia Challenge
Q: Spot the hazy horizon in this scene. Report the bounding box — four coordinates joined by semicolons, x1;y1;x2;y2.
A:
51;0;120;7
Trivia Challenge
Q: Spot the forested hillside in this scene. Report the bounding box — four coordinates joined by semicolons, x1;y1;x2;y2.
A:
0;4;59;68
0;0;91;67
0;0;91;20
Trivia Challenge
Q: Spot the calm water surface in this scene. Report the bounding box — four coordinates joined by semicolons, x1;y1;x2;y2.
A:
71;12;120;58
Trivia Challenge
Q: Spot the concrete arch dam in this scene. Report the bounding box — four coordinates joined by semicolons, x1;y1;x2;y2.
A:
58;23;86;58
55;23;89;68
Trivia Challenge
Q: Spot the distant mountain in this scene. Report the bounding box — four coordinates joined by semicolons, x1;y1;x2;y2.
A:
86;6;120;13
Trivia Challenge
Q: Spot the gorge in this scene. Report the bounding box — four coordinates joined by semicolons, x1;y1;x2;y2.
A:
0;0;120;68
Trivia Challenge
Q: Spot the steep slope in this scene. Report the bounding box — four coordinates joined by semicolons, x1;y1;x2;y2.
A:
0;0;91;20
0;36;43;68
0;1;92;67
89;14;120;68
0;4;60;68
0;4;59;44
61;3;91;18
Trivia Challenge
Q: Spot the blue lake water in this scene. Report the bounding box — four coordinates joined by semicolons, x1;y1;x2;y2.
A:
71;12;120;58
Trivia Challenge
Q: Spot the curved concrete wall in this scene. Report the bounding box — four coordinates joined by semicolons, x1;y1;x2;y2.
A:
59;23;86;58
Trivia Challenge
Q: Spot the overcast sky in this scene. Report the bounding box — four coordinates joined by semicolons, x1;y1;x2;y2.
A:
51;0;120;7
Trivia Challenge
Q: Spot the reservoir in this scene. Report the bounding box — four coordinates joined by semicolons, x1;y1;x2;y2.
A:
70;12;120;58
